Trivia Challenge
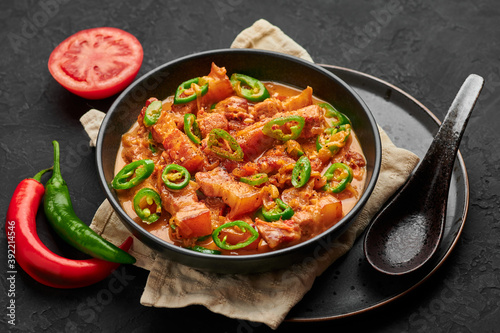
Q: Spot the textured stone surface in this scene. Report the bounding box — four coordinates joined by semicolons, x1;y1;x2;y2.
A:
1;0;499;332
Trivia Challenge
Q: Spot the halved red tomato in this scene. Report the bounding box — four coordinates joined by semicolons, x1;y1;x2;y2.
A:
48;27;143;99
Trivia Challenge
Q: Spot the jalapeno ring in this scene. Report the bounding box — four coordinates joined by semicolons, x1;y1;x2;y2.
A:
162;164;190;190
230;73;270;102
174;77;209;104
207;128;244;161
112;159;155;190
261;199;294;222
212;220;259;250
133;188;162;224
143;100;163;127
291;155;311;188
184;113;202;145
322;162;354;193
319;103;350;126
316;124;351;154
240;173;268;186
262;115;305;141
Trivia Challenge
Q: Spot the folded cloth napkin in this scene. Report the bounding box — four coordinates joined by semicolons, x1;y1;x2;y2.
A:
81;19;420;329
230;18;314;62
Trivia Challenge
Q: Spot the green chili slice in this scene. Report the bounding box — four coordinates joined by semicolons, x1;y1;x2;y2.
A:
291;155;311;188
212;220;259;250
230;73;270;102
284;140;304;158
162;164;190;190
322;162;354;193
187;245;221;255
148;132;158;154
207;128;244;161
316;124;351;154
133;188;162;224
262;115;305;141
174;77;209;104
143;100;163;127
319;103;350;126
183;113;202;144
261;199;294;222
112;159;155;190
240;173;268;186
197;235;210;242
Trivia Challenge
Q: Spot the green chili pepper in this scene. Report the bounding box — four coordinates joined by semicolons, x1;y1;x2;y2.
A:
240;173;268;186
262;115;305;141
261;199;294;222
183;113;202;145
319;103;350;126
187;245;221;255
230;73;270;102
133;188;162;224
207;128;244;161
322;162;353;193
316;125;351;154
148;132;158;154
291;155;311;188
44;141;136;264
112;159;155;190
161;164;190;190
143;100;163;126
212;220;259;250
284;140;304;158
174;77;209;104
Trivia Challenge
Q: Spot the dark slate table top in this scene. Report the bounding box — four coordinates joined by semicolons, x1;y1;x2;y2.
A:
1;0;499;332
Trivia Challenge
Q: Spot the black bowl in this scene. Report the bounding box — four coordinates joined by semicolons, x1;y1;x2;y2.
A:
96;49;381;274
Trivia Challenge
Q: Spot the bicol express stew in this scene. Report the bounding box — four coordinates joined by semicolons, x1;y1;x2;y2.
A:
113;63;366;255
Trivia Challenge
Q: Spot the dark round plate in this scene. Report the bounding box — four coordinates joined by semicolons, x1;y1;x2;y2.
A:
286;65;469;321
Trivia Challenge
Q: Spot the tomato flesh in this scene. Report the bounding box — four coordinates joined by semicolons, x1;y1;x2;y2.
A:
48;27;143;99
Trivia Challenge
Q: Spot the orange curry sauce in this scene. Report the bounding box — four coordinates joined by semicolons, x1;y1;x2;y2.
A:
114;63;366;255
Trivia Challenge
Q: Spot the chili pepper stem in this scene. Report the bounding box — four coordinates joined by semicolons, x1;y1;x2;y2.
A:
32;167;53;182
51;140;63;181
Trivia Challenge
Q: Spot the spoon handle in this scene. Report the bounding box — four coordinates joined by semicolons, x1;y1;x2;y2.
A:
416;74;484;182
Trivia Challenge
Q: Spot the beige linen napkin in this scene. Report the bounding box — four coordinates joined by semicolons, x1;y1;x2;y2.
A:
82;19;420;329
230;18;314;62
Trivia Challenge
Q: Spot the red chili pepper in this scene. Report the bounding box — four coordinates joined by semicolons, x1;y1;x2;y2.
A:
6;169;134;289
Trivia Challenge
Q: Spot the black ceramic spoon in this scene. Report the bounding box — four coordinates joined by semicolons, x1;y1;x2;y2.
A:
364;74;484;275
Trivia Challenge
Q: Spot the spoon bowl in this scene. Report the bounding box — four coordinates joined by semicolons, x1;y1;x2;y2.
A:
364;74;484;275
